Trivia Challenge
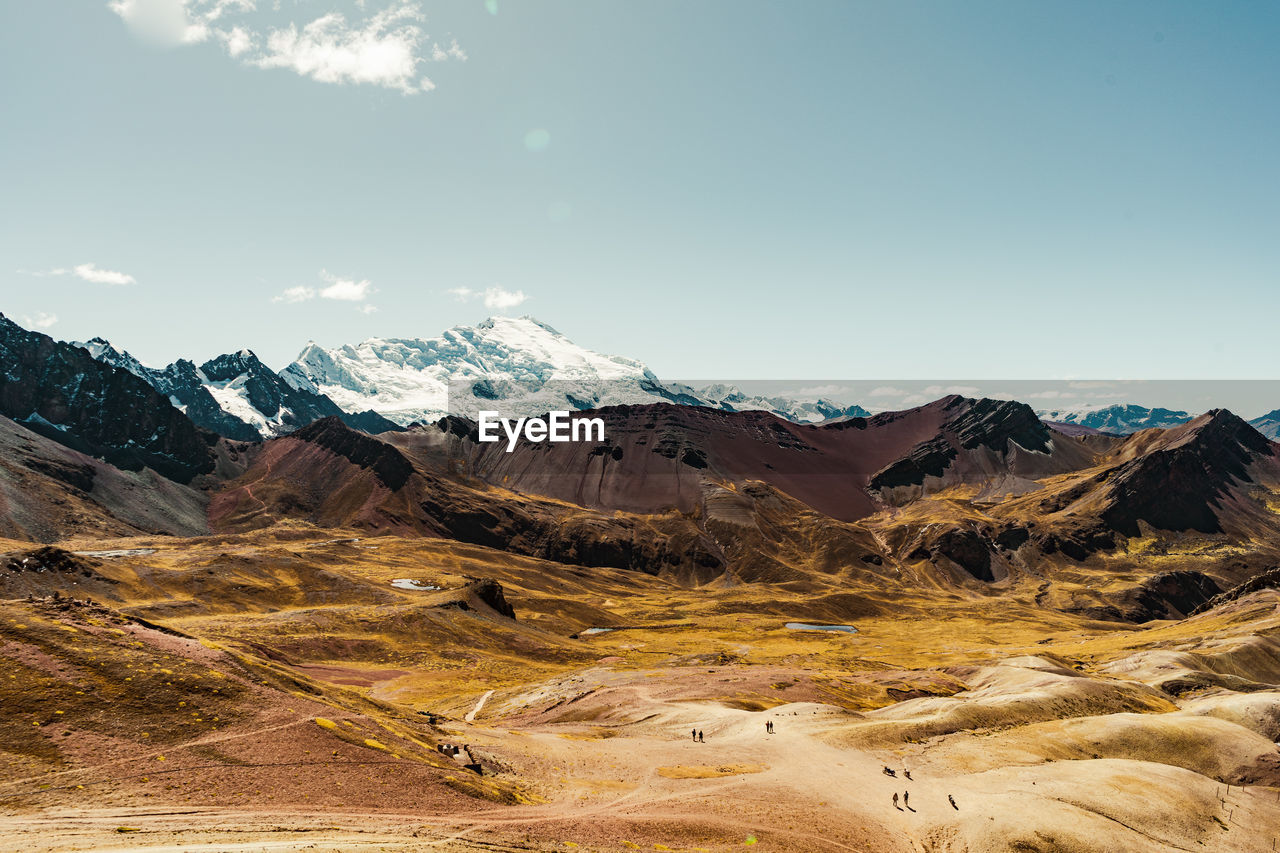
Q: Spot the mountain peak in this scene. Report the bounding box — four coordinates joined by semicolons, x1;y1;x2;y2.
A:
1100;406;1272;536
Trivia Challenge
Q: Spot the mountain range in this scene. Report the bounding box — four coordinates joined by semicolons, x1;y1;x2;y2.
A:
0;312;1258;444
6;298;1280;624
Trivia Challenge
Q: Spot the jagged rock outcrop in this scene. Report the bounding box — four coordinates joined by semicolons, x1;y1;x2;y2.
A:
288;416;415;490
869;397;1051;491
78;338;402;440
1190;567;1280;616
1099;410;1272;536
1114;571;1222;621
0;313;215;482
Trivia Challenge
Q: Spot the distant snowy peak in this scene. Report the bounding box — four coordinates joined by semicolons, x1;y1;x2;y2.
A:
282;316;659;425
76;339;397;441
78;337;150;380
1037;403;1194;434
283;316;871;426
1248;409;1280;440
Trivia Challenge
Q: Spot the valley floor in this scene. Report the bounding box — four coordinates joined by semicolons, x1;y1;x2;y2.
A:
3;531;1280;852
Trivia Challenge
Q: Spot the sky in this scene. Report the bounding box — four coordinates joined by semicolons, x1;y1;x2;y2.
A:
1;1;1278;381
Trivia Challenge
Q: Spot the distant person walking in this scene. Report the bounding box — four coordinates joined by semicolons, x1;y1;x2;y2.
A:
892;792;900;810
692;729;697;741
697;730;704;742
904;770;913;781
948;794;958;810
903;791;911;810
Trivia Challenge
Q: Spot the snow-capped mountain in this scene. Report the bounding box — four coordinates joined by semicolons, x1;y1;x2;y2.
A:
283;316;870;425
1037;403;1195;434
76;339;398;440
1248;409;1280;440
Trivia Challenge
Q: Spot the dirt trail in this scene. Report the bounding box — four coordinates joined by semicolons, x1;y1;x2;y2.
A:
464;689;494;722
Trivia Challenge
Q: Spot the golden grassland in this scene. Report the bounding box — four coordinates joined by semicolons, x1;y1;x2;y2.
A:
2;524;1280;851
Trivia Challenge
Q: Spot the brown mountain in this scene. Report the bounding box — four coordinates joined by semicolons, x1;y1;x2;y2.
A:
0;415;210;542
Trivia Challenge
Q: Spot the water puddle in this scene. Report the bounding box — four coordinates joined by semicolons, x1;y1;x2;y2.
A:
785;622;858;634
74;549;156;558
390;579;441;591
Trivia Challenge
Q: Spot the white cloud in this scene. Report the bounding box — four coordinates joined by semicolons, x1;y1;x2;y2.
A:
74;263;136;285
319;272;373;301
220;25;254;56
483;286;527;310
447;284;529;311
273;271;376;307
35;262;137;285
430;38;466;61
272;284;315;303
252;4;436;94
108;0;207;47
23;313;58;330
108;0;458;94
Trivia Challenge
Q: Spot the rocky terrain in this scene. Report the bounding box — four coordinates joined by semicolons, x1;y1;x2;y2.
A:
3;313;1280;850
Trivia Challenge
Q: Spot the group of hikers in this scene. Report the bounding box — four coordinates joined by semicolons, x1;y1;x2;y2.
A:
884;766;959;812
683;727;960;814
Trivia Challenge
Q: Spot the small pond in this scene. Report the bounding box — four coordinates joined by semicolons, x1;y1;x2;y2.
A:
390;579;441;591
785;622;858;634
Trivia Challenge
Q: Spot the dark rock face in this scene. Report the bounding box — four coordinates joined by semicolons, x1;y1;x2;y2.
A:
80;338;393;440
1114;571;1222;621
77;339;260;441
1034;526;1118;562
1190;566;1280;616
0;314;215;482
160;359;262;441
869;436;958;490
466;578;515;619
1100;410;1272;536
199;350;347;435
339;409;404;435
931;529;994;581
869;397;1050;491
994;526;1031;551
3;546;99;576
948;397;1051;454
290;416;415;490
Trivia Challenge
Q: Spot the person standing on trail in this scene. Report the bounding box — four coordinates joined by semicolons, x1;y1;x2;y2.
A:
904;770;913;781
692;729;697;741
698;730;704;742
892;793;900;809
903;791;910;808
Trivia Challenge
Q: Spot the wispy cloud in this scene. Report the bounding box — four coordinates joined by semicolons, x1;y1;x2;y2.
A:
319;271;373;301
483;286;527;310
271;284;315;304
22;262;138;285
273;270;376;311
68;262;137;285
22;312;59;330
107;1;465;94
447;284;528;311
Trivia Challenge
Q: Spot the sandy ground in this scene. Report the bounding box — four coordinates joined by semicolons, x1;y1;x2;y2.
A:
5;533;1280;851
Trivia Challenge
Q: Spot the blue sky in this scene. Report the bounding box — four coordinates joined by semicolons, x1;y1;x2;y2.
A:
1;1;1277;378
